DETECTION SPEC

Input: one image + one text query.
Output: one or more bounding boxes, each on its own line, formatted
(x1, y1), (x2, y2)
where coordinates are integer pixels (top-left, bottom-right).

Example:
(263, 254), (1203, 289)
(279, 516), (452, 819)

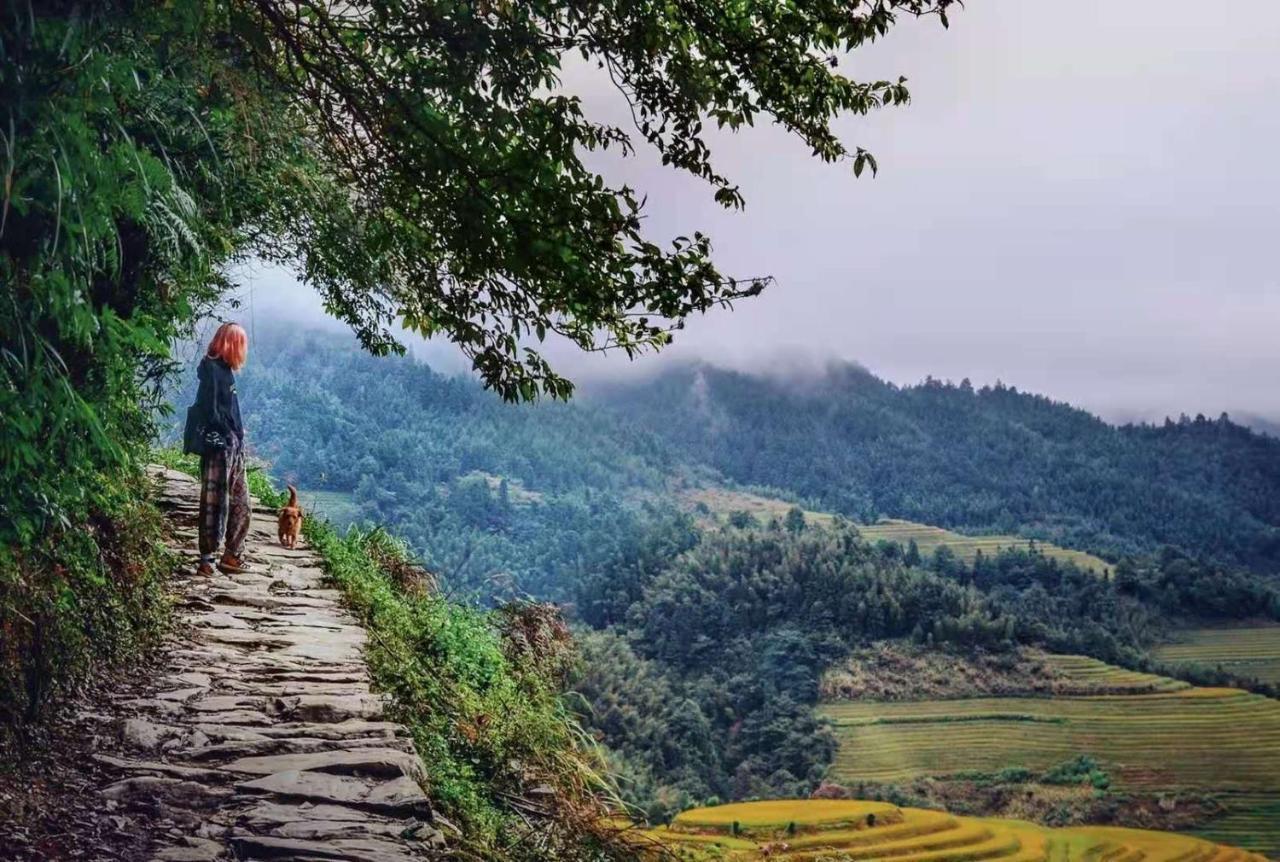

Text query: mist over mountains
(225, 262), (1280, 434)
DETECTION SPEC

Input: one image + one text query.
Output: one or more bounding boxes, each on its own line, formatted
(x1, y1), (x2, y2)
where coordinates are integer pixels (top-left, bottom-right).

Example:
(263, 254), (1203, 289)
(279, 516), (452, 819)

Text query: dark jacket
(196, 356), (244, 443)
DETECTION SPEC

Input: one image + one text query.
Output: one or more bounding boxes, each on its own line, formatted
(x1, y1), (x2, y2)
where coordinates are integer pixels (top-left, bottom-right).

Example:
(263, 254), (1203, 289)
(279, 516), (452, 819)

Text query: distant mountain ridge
(590, 361), (1280, 572)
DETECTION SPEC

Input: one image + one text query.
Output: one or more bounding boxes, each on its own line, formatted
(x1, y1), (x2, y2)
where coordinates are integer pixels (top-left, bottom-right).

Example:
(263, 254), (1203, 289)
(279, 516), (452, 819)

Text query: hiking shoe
(196, 560), (215, 577)
(217, 554), (253, 574)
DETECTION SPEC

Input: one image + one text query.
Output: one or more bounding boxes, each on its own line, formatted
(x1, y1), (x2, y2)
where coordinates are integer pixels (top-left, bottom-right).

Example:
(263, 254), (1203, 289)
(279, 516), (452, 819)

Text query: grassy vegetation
(641, 800), (1264, 861)
(821, 688), (1280, 789)
(819, 658), (1280, 856)
(1152, 626), (1280, 686)
(680, 487), (1112, 575)
(300, 516), (631, 859)
(154, 449), (630, 860)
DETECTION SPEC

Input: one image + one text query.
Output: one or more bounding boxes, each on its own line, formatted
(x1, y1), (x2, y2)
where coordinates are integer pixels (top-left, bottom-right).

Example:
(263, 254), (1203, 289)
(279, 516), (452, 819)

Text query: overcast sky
(242, 0), (1280, 424)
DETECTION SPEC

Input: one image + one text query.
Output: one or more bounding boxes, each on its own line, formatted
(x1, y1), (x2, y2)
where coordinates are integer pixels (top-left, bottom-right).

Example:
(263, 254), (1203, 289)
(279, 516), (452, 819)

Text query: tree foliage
(2, 0), (954, 723)
(233, 0), (956, 398)
(1, 1), (281, 721)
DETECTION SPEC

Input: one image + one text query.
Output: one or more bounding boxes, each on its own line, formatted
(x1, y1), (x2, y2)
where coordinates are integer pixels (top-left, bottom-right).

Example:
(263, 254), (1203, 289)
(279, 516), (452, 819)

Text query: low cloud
(217, 1), (1280, 427)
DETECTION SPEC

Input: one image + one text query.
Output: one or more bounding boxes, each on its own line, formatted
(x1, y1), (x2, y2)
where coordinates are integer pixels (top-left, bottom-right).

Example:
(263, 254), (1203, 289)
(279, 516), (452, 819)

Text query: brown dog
(277, 485), (303, 549)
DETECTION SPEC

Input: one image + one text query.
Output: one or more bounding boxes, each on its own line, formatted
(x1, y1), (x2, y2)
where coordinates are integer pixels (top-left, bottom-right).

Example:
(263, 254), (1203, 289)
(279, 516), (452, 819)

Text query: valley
(174, 328), (1280, 856)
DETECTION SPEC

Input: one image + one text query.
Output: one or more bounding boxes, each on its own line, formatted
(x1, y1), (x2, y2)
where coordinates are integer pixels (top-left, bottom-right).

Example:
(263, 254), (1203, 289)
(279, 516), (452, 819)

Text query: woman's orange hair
(206, 322), (248, 371)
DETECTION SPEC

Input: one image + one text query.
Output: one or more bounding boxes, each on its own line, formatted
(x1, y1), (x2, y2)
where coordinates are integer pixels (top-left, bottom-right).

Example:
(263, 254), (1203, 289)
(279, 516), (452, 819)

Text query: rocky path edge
(79, 466), (444, 862)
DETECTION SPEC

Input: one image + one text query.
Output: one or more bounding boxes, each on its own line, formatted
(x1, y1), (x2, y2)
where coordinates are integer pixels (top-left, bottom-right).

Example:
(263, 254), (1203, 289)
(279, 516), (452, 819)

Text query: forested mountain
(594, 364), (1280, 571)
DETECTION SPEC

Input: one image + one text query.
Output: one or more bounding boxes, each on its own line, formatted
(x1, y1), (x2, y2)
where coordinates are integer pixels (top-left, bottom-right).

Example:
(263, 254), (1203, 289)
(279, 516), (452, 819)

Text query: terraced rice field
(1152, 626), (1280, 685)
(680, 487), (1111, 574)
(857, 520), (1112, 575)
(1042, 654), (1190, 694)
(822, 688), (1280, 790)
(1193, 794), (1280, 857)
(670, 799), (902, 832)
(640, 800), (1265, 862)
(820, 659), (1280, 856)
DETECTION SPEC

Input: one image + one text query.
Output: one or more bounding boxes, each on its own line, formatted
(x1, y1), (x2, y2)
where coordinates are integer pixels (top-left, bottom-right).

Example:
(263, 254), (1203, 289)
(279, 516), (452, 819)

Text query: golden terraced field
(819, 658), (1280, 856)
(1040, 654), (1191, 694)
(639, 800), (1266, 862)
(1152, 626), (1280, 686)
(821, 687), (1280, 789)
(680, 487), (1112, 574)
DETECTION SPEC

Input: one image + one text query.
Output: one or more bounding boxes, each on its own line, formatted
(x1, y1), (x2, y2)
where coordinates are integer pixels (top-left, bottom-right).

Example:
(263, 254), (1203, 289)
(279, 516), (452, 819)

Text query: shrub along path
(78, 467), (444, 861)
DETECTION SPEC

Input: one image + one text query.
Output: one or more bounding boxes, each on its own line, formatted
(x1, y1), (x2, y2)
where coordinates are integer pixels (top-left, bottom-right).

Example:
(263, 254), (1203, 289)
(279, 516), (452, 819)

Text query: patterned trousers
(198, 436), (250, 558)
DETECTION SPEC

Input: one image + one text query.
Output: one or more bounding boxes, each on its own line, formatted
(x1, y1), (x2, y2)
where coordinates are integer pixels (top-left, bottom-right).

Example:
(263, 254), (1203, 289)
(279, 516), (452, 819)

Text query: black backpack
(182, 401), (226, 456)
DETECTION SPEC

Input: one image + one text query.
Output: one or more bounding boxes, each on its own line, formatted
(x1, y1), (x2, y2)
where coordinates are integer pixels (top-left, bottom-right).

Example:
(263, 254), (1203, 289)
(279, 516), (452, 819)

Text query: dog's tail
(286, 484), (298, 507)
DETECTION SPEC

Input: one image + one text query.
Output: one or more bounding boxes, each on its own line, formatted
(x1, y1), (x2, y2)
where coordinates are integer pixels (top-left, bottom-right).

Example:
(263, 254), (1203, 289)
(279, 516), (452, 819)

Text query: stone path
(86, 467), (442, 861)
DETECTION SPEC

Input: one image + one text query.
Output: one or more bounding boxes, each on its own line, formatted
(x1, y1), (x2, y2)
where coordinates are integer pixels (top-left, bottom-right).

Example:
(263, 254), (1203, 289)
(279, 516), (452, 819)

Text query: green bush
(1041, 755), (1110, 791)
(0, 470), (172, 728)
(995, 767), (1035, 784)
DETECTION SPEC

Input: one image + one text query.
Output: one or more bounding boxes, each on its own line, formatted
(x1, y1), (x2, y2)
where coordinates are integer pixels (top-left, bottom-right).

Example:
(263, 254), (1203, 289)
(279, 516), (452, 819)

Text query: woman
(194, 322), (251, 577)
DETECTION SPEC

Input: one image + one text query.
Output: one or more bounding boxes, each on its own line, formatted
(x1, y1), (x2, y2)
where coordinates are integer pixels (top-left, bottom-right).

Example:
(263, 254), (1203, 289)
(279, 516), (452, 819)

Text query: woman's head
(206, 322), (248, 370)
